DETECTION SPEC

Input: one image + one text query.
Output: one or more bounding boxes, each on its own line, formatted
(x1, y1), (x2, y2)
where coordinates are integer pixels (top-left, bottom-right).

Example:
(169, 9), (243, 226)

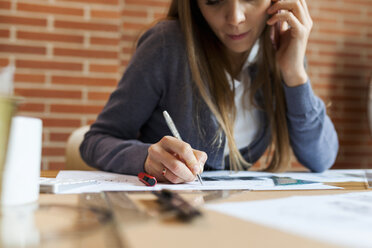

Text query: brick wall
(0, 0), (371, 170)
(307, 0), (372, 169)
(1, 0), (122, 170)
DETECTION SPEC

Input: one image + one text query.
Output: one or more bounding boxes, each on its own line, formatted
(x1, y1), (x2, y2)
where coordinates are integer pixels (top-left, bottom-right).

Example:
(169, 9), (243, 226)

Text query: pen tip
(197, 174), (203, 185)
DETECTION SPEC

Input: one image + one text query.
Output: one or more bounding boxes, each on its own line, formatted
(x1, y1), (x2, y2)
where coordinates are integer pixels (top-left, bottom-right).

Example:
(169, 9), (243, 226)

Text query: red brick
(120, 60), (129, 67)
(51, 104), (103, 114)
(342, 0), (372, 6)
(15, 88), (82, 99)
(56, 0), (118, 5)
(311, 83), (339, 90)
(343, 151), (372, 157)
(344, 63), (372, 70)
(339, 140), (367, 146)
(18, 103), (45, 112)
(344, 20), (372, 28)
(344, 41), (372, 48)
(0, 58), (9, 67)
(309, 17), (338, 24)
(89, 63), (118, 73)
(54, 47), (118, 59)
(122, 22), (147, 30)
(318, 51), (360, 58)
(332, 117), (357, 125)
(16, 59), (83, 71)
(121, 34), (137, 42)
(308, 60), (339, 68)
(154, 11), (167, 19)
(43, 147), (66, 156)
(344, 108), (367, 116)
(121, 9), (147, 18)
(0, 15), (47, 27)
(122, 47), (133, 54)
(318, 73), (361, 80)
(48, 162), (65, 170)
(308, 38), (337, 46)
(0, 29), (10, 38)
(43, 118), (81, 128)
(88, 91), (110, 100)
(318, 28), (361, 37)
(0, 44), (46, 55)
(340, 129), (370, 135)
(91, 9), (120, 19)
(90, 36), (120, 46)
(14, 73), (45, 83)
(332, 162), (364, 169)
(343, 84), (369, 91)
(87, 119), (96, 125)
(319, 7), (361, 15)
(0, 1), (11, 10)
(17, 31), (84, 44)
(17, 3), (84, 16)
(54, 20), (118, 32)
(50, 132), (71, 142)
(125, 0), (170, 8)
(52, 75), (117, 86)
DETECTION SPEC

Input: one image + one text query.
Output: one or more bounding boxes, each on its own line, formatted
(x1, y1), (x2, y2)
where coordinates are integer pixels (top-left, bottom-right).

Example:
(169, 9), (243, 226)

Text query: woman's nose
(226, 1), (246, 26)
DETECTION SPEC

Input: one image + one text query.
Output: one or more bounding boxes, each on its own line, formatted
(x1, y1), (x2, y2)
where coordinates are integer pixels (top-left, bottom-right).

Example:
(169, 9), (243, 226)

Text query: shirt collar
(232, 40), (260, 87)
(242, 39), (260, 72)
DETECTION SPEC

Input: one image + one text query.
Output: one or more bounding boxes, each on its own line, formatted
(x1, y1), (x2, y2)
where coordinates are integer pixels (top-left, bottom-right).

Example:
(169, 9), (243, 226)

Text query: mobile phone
(269, 0), (281, 50)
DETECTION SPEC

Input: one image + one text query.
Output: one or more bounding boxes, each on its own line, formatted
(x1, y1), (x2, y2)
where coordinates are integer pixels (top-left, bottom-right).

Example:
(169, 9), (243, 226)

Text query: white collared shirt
(223, 41), (260, 156)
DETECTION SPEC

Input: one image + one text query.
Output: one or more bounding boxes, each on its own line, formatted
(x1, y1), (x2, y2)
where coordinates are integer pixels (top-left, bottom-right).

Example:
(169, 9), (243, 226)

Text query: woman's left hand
(267, 0), (313, 87)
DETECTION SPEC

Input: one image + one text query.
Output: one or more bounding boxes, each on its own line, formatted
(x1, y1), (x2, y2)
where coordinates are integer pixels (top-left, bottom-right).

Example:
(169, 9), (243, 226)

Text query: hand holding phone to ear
(269, 5), (281, 51)
(267, 0), (313, 87)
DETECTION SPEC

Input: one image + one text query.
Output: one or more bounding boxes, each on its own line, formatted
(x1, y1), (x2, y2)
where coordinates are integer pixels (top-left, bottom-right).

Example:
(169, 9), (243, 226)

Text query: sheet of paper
(205, 191), (372, 248)
(280, 169), (368, 183)
(55, 170), (340, 194)
(365, 170), (372, 188)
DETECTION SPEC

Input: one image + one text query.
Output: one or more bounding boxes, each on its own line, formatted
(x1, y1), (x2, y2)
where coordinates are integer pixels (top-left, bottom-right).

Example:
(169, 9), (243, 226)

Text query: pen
(162, 110), (204, 185)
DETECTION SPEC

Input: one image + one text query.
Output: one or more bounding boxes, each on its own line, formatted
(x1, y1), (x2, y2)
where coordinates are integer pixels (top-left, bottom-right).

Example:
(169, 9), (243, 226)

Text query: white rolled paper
(369, 77), (372, 136)
(2, 116), (42, 206)
(0, 66), (14, 96)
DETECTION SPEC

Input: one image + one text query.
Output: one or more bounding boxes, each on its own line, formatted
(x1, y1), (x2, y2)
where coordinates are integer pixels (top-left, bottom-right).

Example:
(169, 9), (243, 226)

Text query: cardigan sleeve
(283, 80), (339, 172)
(79, 23), (168, 175)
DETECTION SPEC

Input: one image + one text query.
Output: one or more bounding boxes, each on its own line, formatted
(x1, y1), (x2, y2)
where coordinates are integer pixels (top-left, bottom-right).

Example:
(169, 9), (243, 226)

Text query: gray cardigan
(80, 20), (339, 175)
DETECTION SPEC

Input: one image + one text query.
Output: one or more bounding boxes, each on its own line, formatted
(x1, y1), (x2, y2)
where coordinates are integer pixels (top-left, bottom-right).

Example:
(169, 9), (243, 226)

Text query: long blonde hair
(167, 0), (291, 172)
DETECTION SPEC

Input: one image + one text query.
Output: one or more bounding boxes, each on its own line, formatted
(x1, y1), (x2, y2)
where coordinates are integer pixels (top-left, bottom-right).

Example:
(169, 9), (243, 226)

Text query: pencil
(162, 110), (204, 185)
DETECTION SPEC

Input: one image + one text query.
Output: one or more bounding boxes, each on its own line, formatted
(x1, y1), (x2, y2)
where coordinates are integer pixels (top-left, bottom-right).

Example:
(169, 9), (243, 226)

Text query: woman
(80, 0), (338, 184)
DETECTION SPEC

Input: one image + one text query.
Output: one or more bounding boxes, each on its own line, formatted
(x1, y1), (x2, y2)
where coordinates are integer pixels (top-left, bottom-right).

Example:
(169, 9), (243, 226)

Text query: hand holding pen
(163, 111), (204, 185)
(143, 111), (207, 184)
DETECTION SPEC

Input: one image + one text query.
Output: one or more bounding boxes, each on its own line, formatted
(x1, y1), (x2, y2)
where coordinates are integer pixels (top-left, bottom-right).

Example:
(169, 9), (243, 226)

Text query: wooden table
(10, 170), (370, 248)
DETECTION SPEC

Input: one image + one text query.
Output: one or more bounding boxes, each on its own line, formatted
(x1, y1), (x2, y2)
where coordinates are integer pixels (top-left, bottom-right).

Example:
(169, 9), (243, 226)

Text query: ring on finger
(162, 168), (167, 176)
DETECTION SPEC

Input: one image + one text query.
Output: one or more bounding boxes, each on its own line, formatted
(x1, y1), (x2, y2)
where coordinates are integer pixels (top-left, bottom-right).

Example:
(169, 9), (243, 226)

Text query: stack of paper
(53, 170), (359, 194)
(206, 191), (372, 248)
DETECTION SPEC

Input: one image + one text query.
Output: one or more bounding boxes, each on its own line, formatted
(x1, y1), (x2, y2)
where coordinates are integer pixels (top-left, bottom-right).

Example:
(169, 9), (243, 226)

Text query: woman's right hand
(144, 136), (208, 184)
